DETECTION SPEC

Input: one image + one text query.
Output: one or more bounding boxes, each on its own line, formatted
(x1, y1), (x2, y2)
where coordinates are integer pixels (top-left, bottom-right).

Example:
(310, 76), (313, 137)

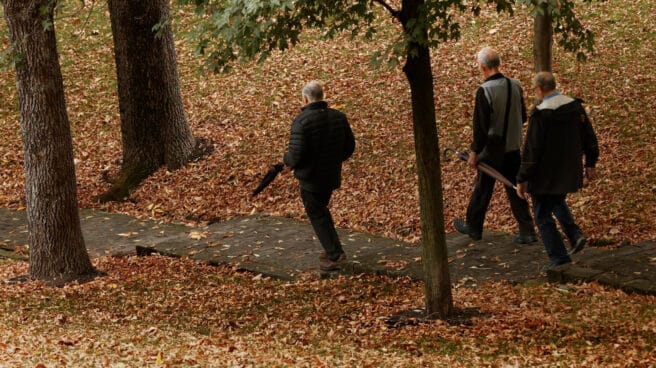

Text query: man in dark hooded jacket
(284, 81), (355, 271)
(517, 72), (599, 267)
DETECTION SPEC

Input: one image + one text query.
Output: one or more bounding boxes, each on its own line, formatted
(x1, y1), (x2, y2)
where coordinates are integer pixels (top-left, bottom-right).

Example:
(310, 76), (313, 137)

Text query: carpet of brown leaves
(1, 1), (655, 245)
(1, 256), (654, 366)
(1, 2), (655, 364)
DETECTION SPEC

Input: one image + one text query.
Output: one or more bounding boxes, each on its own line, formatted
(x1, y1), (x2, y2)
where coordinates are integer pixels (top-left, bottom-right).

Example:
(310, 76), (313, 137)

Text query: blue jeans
(553, 201), (583, 247)
(530, 193), (574, 266)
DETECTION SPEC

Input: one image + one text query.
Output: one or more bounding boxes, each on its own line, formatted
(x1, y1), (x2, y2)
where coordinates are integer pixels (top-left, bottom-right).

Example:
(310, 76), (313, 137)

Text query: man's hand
(467, 151), (478, 169)
(516, 182), (528, 200)
(585, 167), (597, 181)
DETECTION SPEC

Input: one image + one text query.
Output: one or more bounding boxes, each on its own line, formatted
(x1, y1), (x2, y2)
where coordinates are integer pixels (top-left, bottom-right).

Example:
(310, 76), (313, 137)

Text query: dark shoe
(319, 253), (346, 271)
(514, 233), (538, 244)
(453, 218), (482, 241)
(569, 236), (586, 255)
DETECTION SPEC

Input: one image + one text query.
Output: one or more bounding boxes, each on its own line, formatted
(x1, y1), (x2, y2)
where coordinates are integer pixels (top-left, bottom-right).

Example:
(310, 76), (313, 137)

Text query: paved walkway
(1, 208), (655, 295)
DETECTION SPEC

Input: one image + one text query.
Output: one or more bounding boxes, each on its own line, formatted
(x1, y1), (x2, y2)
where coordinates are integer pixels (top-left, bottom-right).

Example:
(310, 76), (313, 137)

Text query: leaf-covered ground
(1, 256), (654, 367)
(1, 1), (655, 246)
(1, 2), (655, 365)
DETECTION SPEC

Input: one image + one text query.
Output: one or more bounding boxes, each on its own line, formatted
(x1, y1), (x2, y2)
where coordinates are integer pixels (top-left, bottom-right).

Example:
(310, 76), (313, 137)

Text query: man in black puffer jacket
(284, 81), (355, 271)
(517, 72), (599, 268)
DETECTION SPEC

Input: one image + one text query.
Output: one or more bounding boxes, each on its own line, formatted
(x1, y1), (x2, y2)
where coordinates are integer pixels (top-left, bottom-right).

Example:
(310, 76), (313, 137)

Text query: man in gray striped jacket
(454, 47), (537, 243)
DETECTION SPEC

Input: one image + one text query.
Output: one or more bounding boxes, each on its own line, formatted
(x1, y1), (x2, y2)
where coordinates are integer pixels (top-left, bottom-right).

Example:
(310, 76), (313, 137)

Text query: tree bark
(103, 0), (196, 202)
(3, 0), (95, 283)
(401, 0), (453, 319)
(533, 3), (553, 73)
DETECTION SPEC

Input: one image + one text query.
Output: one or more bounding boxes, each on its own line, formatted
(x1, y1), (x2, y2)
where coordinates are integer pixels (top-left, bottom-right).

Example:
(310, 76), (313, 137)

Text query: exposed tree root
(98, 137), (213, 203)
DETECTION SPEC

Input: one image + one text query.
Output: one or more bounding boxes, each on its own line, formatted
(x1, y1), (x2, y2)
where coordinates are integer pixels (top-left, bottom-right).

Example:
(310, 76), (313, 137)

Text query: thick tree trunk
(401, 0), (453, 319)
(103, 0), (196, 202)
(3, 0), (95, 283)
(534, 3), (553, 73)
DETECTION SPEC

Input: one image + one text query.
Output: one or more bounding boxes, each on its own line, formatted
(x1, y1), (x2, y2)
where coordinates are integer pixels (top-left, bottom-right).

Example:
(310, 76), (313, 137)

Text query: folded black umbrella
(252, 163), (285, 196)
(443, 148), (516, 190)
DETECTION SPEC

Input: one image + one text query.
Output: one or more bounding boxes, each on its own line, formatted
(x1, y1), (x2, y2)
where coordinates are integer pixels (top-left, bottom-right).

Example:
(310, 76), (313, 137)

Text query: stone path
(1, 208), (655, 295)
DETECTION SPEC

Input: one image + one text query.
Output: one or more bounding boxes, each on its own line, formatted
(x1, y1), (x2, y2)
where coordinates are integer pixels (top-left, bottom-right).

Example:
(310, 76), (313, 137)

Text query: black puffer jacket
(283, 101), (355, 192)
(517, 96), (599, 194)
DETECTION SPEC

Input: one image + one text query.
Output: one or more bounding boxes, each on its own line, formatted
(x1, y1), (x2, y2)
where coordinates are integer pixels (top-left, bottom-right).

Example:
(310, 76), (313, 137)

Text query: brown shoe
(319, 253), (346, 271)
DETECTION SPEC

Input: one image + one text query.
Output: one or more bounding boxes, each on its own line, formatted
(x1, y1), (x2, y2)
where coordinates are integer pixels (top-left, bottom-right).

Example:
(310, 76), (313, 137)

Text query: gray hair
(302, 81), (324, 102)
(533, 71), (557, 92)
(477, 47), (500, 69)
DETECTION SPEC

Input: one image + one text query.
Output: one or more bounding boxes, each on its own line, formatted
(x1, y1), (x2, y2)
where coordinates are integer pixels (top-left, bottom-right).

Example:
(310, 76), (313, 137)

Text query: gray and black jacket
(471, 73), (527, 156)
(283, 101), (355, 192)
(517, 94), (599, 194)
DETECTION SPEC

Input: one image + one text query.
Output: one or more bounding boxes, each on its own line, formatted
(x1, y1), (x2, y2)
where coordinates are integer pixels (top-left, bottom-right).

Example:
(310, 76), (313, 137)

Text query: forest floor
(1, 0), (655, 366)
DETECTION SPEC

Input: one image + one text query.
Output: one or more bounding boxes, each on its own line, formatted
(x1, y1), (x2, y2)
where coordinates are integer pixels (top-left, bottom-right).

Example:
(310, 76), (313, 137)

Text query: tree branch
(373, 0), (400, 19)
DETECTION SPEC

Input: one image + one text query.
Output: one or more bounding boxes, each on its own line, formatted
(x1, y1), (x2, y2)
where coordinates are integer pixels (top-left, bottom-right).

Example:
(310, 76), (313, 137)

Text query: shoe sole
(320, 261), (342, 271)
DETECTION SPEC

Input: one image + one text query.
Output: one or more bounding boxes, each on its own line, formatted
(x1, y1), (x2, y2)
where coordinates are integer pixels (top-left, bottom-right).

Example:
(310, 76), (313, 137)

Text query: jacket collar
(484, 72), (505, 82)
(536, 94), (575, 110)
(301, 101), (328, 111)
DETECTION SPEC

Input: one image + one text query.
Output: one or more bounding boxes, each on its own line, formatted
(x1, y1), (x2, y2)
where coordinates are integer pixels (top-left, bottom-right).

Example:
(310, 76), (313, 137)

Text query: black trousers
(300, 188), (344, 260)
(466, 150), (535, 236)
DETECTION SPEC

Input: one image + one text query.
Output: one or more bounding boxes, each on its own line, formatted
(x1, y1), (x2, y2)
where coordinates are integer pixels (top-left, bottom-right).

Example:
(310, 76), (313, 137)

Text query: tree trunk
(103, 0), (196, 202)
(533, 3), (553, 73)
(401, 0), (453, 319)
(3, 0), (95, 283)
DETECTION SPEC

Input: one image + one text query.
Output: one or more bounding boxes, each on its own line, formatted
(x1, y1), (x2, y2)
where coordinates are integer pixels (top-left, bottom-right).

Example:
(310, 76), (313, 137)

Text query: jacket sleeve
(579, 104), (599, 168)
(283, 119), (306, 169)
(517, 110), (544, 183)
(342, 120), (355, 161)
(520, 86), (527, 124)
(471, 87), (490, 154)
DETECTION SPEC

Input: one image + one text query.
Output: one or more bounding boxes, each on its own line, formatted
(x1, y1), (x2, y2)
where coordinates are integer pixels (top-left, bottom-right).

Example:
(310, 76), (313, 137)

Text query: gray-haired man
(454, 47), (537, 243)
(283, 81), (355, 271)
(517, 71), (599, 267)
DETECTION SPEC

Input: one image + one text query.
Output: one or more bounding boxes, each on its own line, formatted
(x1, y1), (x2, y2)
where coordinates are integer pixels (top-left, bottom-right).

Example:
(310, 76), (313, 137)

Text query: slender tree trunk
(103, 0), (196, 202)
(401, 0), (453, 319)
(533, 3), (553, 73)
(3, 0), (95, 283)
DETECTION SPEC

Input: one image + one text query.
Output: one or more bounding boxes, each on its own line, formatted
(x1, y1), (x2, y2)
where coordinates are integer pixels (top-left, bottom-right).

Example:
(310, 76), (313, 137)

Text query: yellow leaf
(156, 351), (164, 365)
